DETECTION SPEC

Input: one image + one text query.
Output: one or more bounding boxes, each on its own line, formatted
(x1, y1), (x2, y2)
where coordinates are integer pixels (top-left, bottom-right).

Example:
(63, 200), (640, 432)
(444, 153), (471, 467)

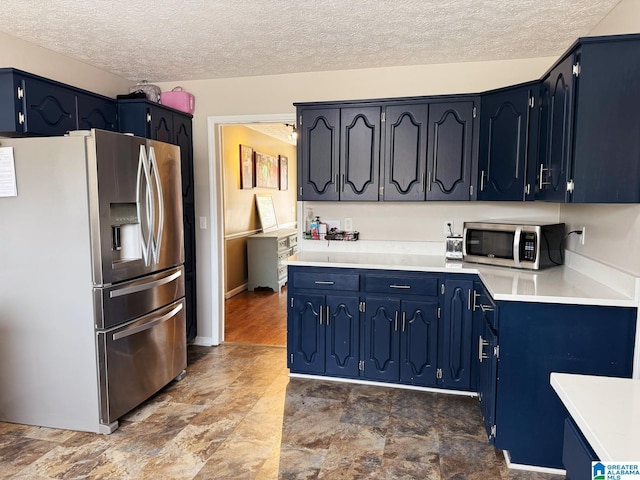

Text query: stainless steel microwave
(462, 221), (565, 270)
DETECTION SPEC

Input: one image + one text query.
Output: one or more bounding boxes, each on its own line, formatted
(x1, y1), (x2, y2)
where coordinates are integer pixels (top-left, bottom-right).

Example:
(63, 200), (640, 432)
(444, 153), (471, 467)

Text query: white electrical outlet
(199, 217), (207, 230)
(581, 226), (586, 245)
(444, 219), (455, 236)
(344, 217), (353, 231)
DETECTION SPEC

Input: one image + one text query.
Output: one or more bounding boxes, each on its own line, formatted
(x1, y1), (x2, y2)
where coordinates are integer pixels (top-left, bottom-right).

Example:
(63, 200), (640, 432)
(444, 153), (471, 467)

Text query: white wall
(0, 32), (132, 97)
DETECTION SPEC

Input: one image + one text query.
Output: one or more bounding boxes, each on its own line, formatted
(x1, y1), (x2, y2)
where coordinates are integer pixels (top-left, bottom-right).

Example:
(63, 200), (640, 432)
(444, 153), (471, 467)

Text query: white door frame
(207, 113), (296, 345)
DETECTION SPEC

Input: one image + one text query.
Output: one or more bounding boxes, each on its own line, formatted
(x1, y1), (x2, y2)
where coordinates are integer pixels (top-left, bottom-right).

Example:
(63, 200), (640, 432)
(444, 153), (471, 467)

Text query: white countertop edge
(550, 372), (640, 461)
(284, 252), (638, 307)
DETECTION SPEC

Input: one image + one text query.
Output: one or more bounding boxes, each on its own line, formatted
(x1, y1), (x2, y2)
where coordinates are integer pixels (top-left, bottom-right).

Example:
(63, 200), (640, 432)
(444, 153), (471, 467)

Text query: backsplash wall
(302, 201), (640, 277)
(302, 201), (560, 242)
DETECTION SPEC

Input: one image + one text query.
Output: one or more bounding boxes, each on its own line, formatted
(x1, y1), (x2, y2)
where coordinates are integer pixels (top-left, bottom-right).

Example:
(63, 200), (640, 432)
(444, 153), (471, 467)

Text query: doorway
(207, 114), (297, 346)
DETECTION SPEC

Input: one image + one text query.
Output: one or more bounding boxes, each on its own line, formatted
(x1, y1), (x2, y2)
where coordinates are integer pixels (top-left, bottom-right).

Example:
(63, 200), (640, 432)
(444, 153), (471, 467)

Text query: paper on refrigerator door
(0, 147), (17, 197)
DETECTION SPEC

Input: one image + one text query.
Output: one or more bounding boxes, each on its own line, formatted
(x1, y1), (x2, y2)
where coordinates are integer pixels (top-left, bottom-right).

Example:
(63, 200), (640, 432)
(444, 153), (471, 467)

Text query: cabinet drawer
(278, 250), (291, 264)
(278, 266), (287, 280)
(293, 272), (360, 291)
(288, 235), (298, 248)
(364, 275), (438, 296)
(278, 237), (289, 250)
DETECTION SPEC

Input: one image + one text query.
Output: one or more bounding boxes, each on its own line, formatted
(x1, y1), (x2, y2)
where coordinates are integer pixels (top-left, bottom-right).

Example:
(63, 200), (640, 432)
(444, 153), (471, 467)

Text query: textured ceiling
(0, 0), (621, 82)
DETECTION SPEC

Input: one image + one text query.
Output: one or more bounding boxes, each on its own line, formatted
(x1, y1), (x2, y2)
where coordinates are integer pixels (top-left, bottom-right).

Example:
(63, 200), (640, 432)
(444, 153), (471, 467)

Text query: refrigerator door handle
(112, 302), (183, 341)
(136, 145), (165, 267)
(109, 269), (182, 298)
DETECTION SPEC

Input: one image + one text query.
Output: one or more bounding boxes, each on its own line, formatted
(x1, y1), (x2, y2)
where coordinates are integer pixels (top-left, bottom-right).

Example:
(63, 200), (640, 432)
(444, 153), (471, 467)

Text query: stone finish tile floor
(0, 344), (565, 479)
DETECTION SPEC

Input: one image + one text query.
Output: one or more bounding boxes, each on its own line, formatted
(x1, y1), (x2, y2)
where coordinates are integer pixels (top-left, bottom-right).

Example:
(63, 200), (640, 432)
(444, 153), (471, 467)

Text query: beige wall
(222, 125), (297, 294)
(0, 32), (132, 97)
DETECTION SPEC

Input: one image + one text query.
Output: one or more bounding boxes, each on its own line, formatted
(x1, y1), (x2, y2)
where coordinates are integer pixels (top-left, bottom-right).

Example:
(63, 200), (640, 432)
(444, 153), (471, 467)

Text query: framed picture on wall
(239, 144), (254, 189)
(279, 155), (288, 191)
(254, 152), (279, 189)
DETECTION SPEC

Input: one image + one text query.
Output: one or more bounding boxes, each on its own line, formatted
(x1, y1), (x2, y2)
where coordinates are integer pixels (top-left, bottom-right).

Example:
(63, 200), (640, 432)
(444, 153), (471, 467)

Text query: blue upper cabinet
(478, 83), (539, 201)
(298, 108), (340, 201)
(340, 107), (381, 201)
(76, 92), (117, 131)
(537, 54), (575, 203)
(536, 34), (640, 203)
(0, 68), (117, 136)
(427, 101), (478, 201)
(382, 104), (429, 201)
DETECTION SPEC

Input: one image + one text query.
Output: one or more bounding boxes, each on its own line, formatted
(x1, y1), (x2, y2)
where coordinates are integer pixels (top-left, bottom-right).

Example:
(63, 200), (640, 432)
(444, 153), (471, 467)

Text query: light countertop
(550, 372), (640, 461)
(284, 251), (637, 307)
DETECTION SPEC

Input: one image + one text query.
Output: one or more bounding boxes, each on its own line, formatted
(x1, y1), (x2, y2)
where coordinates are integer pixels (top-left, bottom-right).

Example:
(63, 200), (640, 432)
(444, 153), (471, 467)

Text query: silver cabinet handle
(480, 170), (486, 191)
(402, 312), (406, 332)
(394, 311), (399, 331)
(480, 304), (494, 313)
(113, 303), (183, 340)
(427, 171), (432, 192)
(110, 269), (182, 298)
(389, 284), (410, 289)
(314, 281), (335, 285)
(472, 290), (481, 311)
(539, 163), (550, 189)
(420, 172), (425, 193)
(319, 305), (323, 325)
(326, 306), (330, 325)
(478, 335), (489, 362)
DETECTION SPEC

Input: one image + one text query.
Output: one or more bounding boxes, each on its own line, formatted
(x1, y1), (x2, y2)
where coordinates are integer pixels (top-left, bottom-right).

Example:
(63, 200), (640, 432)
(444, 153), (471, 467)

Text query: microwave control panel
(520, 232), (537, 262)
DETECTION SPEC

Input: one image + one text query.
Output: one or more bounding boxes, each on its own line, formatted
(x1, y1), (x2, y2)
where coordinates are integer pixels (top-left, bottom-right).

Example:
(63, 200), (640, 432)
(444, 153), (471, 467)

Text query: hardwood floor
(224, 286), (287, 346)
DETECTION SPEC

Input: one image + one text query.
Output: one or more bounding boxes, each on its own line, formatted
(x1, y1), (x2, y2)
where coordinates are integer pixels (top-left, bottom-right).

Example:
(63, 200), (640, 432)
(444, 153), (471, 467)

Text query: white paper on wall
(0, 147), (17, 197)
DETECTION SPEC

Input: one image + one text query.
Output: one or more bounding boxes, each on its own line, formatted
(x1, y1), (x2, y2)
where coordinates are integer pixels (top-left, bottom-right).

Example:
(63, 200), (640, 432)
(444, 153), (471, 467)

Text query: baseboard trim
(192, 336), (216, 347)
(288, 373), (477, 397)
(225, 283), (247, 299)
(502, 450), (566, 475)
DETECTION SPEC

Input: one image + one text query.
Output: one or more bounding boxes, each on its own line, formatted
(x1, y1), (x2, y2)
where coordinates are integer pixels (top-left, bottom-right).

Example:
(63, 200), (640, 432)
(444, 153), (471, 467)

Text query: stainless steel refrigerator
(0, 129), (186, 433)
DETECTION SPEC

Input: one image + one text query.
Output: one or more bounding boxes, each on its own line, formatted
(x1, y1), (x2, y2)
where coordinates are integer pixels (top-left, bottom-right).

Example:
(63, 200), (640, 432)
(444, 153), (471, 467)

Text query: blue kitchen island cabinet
(494, 301), (636, 469)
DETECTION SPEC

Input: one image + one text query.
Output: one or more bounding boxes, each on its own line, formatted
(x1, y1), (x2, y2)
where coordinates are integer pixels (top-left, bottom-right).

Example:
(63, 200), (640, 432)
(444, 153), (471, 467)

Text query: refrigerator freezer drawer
(94, 265), (185, 329)
(96, 298), (186, 425)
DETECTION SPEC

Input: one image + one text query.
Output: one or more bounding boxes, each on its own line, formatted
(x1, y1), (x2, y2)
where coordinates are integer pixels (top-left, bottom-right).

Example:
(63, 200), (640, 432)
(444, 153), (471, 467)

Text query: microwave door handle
(513, 226), (522, 267)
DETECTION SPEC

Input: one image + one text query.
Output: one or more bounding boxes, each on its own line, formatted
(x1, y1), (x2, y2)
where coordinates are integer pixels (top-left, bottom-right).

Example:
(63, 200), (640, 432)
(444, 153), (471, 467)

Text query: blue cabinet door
(298, 108), (340, 200)
(76, 93), (117, 131)
(477, 316), (498, 443)
(400, 300), (439, 386)
(478, 85), (535, 201)
(427, 101), (476, 201)
(20, 75), (77, 135)
(340, 107), (381, 201)
(325, 295), (360, 377)
(289, 293), (325, 374)
(382, 104), (428, 201)
(440, 279), (474, 389)
(363, 297), (400, 381)
(495, 301), (635, 468)
(537, 53), (576, 202)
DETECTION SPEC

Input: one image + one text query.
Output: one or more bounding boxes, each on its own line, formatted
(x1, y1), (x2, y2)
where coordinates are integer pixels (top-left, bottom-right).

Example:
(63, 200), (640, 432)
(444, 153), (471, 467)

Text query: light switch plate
(199, 217), (207, 229)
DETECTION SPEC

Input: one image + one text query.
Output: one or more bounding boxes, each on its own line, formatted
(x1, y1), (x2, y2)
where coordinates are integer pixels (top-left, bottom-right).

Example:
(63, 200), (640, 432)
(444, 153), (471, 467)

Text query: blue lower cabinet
(400, 300), (439, 386)
(288, 293), (325, 374)
(325, 295), (360, 377)
(563, 418), (598, 480)
(288, 291), (360, 377)
(362, 297), (401, 381)
(494, 301), (636, 469)
(362, 296), (440, 386)
(440, 279), (474, 390)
